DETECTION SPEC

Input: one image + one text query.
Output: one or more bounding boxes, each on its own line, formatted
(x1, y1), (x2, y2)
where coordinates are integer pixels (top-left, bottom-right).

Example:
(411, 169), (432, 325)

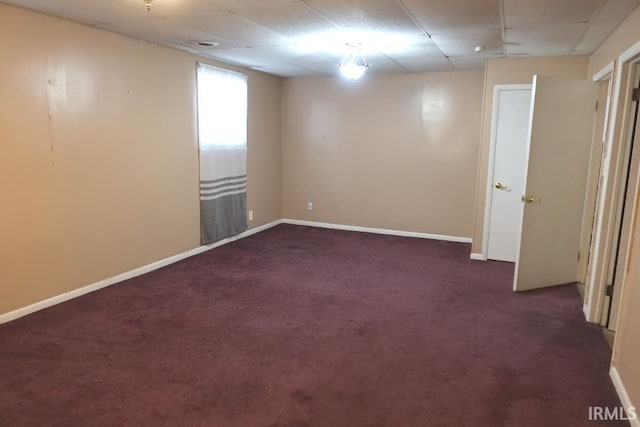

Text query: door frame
(606, 77), (640, 330)
(480, 84), (533, 261)
(577, 64), (614, 287)
(584, 41), (640, 324)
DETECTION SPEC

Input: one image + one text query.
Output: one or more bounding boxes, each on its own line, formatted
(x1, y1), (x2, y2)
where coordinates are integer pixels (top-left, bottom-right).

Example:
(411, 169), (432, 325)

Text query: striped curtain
(197, 64), (248, 244)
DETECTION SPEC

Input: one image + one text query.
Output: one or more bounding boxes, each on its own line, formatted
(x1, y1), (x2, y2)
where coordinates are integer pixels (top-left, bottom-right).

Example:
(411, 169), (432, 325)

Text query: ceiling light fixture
(143, 0), (153, 12)
(338, 44), (370, 81)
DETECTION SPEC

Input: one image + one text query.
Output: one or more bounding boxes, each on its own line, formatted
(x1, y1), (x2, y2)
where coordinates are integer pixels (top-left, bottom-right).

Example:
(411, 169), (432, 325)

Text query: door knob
(521, 195), (542, 203)
(494, 182), (510, 191)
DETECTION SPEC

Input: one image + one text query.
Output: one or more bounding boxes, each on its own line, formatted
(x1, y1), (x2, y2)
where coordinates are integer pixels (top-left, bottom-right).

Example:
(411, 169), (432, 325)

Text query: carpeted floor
(0, 225), (624, 426)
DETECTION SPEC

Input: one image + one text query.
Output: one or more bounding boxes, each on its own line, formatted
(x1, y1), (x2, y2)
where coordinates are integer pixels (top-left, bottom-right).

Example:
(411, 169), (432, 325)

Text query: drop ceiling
(2, 0), (638, 77)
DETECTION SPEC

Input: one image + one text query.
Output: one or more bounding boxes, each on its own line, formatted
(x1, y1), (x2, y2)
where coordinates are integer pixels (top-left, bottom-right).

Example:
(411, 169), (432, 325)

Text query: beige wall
(613, 190), (640, 409)
(282, 70), (484, 238)
(471, 56), (589, 254)
(589, 6), (640, 412)
(246, 71), (283, 227)
(0, 4), (281, 315)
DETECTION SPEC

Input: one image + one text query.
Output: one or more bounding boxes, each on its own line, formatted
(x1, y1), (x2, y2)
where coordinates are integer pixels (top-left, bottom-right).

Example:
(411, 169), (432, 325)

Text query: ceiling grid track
(498, 0), (507, 58)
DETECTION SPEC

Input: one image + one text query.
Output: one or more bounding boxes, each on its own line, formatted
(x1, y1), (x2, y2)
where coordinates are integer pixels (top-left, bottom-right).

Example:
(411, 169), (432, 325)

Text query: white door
(514, 76), (598, 292)
(487, 86), (532, 262)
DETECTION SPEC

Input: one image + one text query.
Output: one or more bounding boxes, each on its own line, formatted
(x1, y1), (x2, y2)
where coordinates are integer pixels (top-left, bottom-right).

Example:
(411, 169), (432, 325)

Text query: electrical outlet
(248, 210), (254, 221)
(307, 202), (313, 211)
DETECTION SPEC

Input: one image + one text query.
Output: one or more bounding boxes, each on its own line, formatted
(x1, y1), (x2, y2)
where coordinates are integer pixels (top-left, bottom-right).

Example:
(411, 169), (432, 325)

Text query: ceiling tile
(506, 23), (588, 55)
(191, 10), (292, 46)
(302, 0), (421, 34)
(110, 0), (241, 18)
(293, 56), (344, 74)
(365, 57), (411, 73)
(395, 57), (455, 73)
(224, 0), (339, 39)
(399, 0), (501, 33)
(251, 63), (322, 77)
(504, 0), (604, 27)
(214, 45), (321, 63)
(431, 29), (503, 57)
(572, 20), (621, 54)
(369, 38), (443, 59)
(448, 56), (494, 70)
(1, 0), (148, 26)
(594, 0), (640, 22)
(94, 16), (231, 48)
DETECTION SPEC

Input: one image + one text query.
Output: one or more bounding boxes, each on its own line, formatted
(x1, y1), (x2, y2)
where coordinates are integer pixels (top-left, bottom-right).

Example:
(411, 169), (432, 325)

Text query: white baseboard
(470, 253), (487, 261)
(610, 366), (640, 426)
(0, 219), (282, 325)
(1, 219), (470, 325)
(281, 219), (472, 243)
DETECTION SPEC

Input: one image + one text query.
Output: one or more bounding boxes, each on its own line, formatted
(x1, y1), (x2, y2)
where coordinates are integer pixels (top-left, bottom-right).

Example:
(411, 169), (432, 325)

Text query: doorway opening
(602, 64), (640, 332)
(583, 50), (640, 340)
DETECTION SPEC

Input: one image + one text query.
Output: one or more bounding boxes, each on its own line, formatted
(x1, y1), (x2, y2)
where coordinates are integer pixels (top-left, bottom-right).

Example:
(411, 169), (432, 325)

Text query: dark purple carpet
(0, 225), (624, 426)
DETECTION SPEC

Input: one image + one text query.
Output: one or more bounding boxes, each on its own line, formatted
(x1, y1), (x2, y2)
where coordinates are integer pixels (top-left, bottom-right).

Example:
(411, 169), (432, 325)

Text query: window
(196, 64), (247, 148)
(196, 63), (249, 244)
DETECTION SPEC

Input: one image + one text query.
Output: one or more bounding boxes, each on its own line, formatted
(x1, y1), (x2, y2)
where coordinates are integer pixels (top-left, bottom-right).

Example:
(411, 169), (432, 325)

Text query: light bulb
(339, 63), (367, 80)
(143, 0), (152, 11)
(338, 47), (370, 81)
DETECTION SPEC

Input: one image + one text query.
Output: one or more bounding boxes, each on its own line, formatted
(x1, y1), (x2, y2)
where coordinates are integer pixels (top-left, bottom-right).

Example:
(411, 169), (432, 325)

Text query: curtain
(197, 63), (248, 244)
